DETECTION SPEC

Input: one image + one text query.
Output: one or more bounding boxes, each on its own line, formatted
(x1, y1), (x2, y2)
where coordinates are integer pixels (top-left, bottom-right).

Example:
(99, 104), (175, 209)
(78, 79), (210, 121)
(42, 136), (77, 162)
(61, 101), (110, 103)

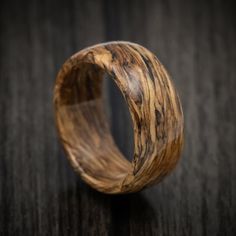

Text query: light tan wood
(54, 41), (184, 194)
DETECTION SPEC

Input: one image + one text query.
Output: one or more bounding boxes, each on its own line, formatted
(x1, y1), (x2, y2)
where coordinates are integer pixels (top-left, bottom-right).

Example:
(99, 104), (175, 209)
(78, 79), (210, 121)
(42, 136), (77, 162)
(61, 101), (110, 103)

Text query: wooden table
(0, 0), (235, 235)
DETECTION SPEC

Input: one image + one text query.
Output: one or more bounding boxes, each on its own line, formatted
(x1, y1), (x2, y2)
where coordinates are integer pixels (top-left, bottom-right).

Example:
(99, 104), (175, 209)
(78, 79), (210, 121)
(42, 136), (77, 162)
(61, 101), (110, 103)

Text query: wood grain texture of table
(0, 0), (235, 235)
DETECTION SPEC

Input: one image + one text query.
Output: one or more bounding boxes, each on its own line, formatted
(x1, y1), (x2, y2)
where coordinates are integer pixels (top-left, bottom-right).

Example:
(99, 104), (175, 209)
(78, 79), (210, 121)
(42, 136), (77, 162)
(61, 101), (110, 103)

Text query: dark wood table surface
(0, 0), (235, 235)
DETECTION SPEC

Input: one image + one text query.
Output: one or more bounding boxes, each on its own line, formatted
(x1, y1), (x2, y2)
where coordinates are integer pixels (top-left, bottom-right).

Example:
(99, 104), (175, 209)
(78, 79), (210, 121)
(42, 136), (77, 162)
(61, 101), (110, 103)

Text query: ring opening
(56, 62), (133, 187)
(103, 71), (134, 162)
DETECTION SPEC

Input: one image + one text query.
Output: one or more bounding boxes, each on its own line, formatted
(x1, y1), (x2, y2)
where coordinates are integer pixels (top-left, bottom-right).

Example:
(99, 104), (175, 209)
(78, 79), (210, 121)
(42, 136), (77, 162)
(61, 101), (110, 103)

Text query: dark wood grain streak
(0, 0), (236, 235)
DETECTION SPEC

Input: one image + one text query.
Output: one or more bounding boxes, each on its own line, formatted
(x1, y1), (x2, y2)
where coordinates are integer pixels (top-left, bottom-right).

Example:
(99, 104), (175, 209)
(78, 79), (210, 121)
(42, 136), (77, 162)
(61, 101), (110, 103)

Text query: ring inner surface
(56, 62), (132, 187)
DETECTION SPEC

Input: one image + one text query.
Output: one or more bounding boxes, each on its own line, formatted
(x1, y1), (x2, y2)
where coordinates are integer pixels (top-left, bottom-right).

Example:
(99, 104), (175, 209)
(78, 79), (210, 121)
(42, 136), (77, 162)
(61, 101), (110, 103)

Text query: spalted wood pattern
(54, 42), (184, 193)
(0, 0), (236, 235)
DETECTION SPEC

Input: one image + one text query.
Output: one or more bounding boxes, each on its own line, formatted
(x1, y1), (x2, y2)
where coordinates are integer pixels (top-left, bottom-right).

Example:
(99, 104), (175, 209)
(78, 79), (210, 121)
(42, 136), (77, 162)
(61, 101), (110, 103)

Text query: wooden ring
(54, 41), (184, 194)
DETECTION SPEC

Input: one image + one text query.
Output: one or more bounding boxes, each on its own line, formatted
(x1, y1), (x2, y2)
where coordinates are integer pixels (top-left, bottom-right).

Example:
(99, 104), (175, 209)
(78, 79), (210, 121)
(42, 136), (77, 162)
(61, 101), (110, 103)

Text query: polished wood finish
(54, 42), (184, 194)
(1, 0), (236, 235)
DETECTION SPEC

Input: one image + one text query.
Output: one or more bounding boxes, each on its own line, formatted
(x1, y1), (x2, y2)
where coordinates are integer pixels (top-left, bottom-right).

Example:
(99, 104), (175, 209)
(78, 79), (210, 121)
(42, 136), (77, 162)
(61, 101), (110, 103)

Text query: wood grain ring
(54, 41), (184, 194)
